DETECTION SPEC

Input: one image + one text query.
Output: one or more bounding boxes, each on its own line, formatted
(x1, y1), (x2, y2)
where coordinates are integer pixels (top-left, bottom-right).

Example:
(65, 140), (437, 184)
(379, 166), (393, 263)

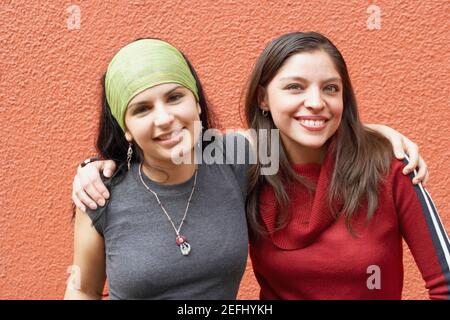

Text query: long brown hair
(244, 32), (393, 236)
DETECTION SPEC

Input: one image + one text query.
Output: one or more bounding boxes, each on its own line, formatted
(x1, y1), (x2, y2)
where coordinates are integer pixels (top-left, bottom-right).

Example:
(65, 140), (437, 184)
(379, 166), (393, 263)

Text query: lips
(154, 128), (184, 147)
(300, 119), (326, 127)
(295, 116), (329, 131)
(154, 129), (183, 141)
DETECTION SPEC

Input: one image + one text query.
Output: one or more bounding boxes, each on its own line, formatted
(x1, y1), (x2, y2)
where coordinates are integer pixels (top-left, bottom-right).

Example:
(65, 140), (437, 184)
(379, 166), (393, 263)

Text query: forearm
(64, 286), (102, 300)
(363, 123), (382, 131)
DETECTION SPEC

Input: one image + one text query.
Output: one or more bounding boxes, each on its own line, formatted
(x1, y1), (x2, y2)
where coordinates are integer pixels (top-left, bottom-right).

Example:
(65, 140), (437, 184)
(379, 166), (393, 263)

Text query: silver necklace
(138, 162), (197, 256)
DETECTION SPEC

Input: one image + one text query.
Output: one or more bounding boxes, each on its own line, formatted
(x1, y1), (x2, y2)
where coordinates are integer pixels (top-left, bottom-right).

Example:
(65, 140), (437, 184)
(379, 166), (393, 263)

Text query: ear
(124, 131), (133, 142)
(257, 85), (269, 111)
(197, 102), (201, 115)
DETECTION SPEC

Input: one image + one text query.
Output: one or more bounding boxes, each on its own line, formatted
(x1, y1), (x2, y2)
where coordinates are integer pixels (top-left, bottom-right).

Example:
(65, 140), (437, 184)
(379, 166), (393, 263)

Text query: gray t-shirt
(87, 134), (250, 299)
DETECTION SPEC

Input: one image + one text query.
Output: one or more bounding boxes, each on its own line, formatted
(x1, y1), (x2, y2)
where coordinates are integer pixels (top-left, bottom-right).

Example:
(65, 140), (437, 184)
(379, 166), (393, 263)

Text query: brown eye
(168, 93), (184, 103)
(324, 85), (339, 93)
(133, 105), (150, 115)
(285, 83), (303, 91)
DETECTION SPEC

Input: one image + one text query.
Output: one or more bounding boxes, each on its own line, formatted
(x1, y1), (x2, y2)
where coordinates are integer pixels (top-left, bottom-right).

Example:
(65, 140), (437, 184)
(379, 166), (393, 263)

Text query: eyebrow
(128, 85), (184, 110)
(279, 76), (342, 83)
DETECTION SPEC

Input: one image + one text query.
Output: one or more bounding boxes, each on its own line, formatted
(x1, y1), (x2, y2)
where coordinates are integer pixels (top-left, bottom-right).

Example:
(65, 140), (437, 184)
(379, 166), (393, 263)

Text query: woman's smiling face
(260, 50), (344, 164)
(124, 82), (201, 166)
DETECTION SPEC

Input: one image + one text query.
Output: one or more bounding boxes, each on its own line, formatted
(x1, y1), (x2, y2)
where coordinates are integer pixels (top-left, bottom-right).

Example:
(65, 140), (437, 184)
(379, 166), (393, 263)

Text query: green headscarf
(105, 39), (199, 131)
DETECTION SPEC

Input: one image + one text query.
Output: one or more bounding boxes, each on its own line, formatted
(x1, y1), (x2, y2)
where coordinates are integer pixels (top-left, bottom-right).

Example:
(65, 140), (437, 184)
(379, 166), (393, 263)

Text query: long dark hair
(96, 38), (217, 183)
(245, 32), (393, 236)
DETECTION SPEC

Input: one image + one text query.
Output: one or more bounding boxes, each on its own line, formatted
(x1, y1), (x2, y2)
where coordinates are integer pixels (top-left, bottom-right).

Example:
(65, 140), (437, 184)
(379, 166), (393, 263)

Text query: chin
(303, 143), (326, 150)
(294, 137), (327, 149)
(172, 143), (195, 159)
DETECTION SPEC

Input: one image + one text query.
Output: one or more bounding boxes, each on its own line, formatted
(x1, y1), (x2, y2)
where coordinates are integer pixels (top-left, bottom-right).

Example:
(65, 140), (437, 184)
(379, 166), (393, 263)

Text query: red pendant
(176, 235), (187, 245)
(176, 235), (191, 256)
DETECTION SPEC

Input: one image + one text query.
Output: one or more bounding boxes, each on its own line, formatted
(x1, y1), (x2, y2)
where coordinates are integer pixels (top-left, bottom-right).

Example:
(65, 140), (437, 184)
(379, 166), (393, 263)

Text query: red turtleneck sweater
(250, 156), (450, 300)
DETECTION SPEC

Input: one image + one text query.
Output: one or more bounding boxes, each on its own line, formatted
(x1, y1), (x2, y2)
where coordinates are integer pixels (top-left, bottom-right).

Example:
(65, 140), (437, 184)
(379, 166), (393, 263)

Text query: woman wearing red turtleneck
(244, 32), (449, 299)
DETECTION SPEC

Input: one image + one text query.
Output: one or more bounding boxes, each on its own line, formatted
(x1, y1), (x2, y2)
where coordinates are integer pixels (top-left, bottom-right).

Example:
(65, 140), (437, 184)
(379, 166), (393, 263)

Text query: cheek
(268, 92), (300, 118)
(328, 103), (344, 133)
(270, 112), (297, 138)
(267, 96), (301, 133)
(330, 102), (344, 122)
(125, 117), (153, 141)
(176, 102), (201, 122)
(323, 93), (343, 118)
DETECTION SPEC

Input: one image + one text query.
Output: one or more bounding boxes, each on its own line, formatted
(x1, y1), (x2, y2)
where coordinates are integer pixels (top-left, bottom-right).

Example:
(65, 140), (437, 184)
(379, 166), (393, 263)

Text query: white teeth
(300, 119), (325, 127)
(158, 134), (171, 140)
(157, 129), (181, 140)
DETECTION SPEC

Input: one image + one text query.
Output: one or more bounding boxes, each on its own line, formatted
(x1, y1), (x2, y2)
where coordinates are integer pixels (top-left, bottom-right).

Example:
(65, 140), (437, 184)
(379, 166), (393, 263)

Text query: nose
(304, 87), (325, 110)
(153, 105), (174, 127)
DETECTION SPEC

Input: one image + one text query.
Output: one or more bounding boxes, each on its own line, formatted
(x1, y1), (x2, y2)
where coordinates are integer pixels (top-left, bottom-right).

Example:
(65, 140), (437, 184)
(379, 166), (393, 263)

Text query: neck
(141, 156), (198, 185)
(282, 138), (325, 166)
(289, 148), (324, 165)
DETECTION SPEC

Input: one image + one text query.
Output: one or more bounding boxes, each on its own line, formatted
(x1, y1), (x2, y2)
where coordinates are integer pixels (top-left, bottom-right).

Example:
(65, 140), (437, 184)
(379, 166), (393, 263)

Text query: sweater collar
(259, 150), (336, 249)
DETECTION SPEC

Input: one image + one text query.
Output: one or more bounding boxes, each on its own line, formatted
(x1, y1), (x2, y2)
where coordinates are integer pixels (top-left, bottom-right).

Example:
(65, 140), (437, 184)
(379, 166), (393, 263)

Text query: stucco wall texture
(0, 0), (448, 300)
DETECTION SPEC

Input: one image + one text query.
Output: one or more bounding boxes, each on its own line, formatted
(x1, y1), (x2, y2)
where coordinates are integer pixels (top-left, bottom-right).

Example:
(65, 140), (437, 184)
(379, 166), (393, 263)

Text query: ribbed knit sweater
(250, 155), (450, 300)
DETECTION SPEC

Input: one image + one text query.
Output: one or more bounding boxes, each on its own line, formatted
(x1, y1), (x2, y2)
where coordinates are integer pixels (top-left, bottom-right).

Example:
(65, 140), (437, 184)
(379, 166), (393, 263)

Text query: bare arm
(64, 208), (106, 300)
(365, 124), (429, 185)
(72, 160), (117, 211)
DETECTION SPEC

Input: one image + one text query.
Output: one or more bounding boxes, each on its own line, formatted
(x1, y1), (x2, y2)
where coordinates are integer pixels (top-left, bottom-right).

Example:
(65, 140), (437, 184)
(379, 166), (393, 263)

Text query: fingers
(372, 124), (406, 160)
(72, 176), (86, 212)
(402, 140), (419, 175)
(367, 125), (430, 187)
(102, 160), (117, 178)
(74, 187), (98, 211)
(423, 170), (430, 187)
(83, 182), (106, 208)
(76, 162), (109, 208)
(72, 159), (116, 211)
(73, 175), (97, 211)
(72, 194), (86, 213)
(413, 157), (429, 186)
(93, 162), (111, 199)
(390, 137), (406, 160)
(399, 138), (429, 186)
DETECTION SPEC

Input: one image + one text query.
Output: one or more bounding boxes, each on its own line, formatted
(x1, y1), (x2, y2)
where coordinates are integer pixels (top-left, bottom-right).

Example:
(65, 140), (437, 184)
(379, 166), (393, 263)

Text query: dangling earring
(127, 143), (133, 170)
(197, 122), (203, 149)
(262, 110), (269, 117)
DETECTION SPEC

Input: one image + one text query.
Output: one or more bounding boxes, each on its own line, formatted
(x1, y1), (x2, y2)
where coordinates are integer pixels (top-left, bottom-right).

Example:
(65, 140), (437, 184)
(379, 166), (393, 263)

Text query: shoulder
(84, 164), (136, 235)
(389, 157), (407, 176)
(387, 157), (413, 185)
(385, 156), (423, 204)
(83, 204), (107, 237)
(201, 132), (251, 196)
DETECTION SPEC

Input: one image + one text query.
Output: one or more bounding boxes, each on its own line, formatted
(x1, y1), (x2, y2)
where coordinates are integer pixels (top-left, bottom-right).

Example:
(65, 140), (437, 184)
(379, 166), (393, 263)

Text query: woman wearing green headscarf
(66, 38), (428, 299)
(65, 38), (250, 299)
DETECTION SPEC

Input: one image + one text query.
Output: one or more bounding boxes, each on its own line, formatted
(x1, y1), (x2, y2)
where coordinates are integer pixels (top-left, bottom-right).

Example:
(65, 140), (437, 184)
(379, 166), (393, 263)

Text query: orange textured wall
(0, 0), (448, 300)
